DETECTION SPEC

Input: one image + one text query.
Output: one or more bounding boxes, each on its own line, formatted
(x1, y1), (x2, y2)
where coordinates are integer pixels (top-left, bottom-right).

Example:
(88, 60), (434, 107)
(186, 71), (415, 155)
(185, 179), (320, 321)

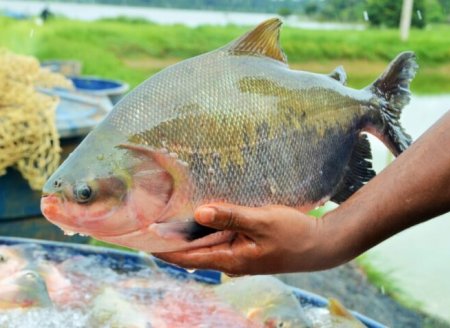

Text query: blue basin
(70, 76), (129, 104)
(0, 237), (386, 328)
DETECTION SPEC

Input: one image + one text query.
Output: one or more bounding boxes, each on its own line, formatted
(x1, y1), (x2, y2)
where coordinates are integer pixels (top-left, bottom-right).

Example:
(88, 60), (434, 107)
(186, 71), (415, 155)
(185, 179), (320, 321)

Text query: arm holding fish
(155, 111), (450, 274)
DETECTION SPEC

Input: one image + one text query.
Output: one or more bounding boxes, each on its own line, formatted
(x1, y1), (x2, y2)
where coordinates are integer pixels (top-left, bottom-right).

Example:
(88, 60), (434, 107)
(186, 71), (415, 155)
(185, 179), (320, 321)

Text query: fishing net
(0, 49), (73, 190)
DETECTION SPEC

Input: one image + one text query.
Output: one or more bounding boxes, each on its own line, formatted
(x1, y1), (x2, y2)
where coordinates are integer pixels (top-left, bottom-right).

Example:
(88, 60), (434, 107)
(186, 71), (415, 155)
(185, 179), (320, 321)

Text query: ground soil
(276, 262), (450, 327)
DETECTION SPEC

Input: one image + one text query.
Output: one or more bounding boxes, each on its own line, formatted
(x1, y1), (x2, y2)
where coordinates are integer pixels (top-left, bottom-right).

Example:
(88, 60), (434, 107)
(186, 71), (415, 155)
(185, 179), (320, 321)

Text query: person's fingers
(194, 203), (269, 234)
(154, 234), (262, 274)
(154, 245), (240, 273)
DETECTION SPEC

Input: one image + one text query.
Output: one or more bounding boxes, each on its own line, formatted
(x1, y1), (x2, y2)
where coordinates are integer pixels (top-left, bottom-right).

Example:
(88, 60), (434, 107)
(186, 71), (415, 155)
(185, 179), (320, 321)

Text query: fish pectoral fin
(328, 65), (347, 85)
(117, 143), (194, 222)
(117, 143), (191, 191)
(225, 18), (287, 64)
(330, 134), (376, 204)
(150, 220), (218, 242)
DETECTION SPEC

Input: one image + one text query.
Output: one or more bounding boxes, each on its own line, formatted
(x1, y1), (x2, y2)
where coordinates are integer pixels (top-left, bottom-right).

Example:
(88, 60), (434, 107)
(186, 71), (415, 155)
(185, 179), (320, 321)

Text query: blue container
(70, 76), (129, 104)
(0, 237), (386, 328)
(0, 135), (84, 222)
(41, 60), (82, 76)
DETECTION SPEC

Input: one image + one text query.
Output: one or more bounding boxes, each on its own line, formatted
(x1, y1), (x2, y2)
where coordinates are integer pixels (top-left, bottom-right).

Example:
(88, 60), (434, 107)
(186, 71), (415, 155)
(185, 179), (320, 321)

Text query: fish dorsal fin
(328, 65), (347, 85)
(226, 18), (287, 64)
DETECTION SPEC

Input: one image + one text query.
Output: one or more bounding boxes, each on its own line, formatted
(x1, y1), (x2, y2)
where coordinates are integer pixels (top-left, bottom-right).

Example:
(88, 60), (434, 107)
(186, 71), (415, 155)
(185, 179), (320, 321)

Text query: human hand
(154, 204), (343, 275)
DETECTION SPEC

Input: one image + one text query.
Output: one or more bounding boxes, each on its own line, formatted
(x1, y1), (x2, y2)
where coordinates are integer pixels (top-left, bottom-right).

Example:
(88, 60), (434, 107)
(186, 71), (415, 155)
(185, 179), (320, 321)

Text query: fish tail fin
(367, 51), (418, 156)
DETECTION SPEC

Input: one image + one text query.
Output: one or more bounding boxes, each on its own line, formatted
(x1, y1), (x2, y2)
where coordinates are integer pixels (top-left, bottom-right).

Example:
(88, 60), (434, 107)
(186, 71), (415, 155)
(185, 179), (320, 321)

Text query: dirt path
(277, 262), (450, 327)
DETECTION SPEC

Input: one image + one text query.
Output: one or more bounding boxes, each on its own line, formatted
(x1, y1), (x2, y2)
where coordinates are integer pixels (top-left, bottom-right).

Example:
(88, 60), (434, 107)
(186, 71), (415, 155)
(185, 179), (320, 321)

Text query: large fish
(41, 19), (417, 253)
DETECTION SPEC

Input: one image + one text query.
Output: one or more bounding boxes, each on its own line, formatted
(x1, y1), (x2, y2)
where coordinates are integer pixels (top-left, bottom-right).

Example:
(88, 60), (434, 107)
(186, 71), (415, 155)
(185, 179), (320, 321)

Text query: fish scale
(115, 54), (365, 207)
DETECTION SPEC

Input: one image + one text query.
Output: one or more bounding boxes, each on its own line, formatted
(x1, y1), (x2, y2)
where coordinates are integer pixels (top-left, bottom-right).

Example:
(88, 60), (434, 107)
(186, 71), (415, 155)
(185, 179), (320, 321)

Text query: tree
(278, 7), (293, 17)
(367, 0), (427, 28)
(425, 0), (446, 22)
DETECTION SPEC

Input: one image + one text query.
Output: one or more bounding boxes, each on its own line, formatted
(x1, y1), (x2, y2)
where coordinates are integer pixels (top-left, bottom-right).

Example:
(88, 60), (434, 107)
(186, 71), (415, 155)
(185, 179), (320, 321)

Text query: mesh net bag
(0, 49), (73, 190)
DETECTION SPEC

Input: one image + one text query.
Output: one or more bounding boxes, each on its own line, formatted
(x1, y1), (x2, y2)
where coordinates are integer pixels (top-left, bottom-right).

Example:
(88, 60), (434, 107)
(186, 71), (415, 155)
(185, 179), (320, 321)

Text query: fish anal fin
(331, 134), (376, 204)
(226, 18), (287, 64)
(328, 65), (347, 85)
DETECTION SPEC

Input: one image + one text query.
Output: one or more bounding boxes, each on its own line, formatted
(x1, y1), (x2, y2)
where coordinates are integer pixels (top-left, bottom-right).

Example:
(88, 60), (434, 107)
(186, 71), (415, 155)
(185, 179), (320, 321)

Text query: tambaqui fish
(41, 18), (417, 252)
(0, 270), (52, 309)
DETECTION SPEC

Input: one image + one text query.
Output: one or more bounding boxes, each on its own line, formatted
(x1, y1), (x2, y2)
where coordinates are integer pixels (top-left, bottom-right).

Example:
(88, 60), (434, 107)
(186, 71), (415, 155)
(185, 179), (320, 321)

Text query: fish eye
(74, 183), (94, 204)
(0, 255), (6, 263)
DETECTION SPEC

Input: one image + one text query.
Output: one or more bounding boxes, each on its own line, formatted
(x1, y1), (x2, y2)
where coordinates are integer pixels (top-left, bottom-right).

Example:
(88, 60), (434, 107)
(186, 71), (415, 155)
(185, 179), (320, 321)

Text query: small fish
(41, 18), (417, 253)
(214, 275), (312, 327)
(0, 245), (29, 280)
(0, 245), (78, 307)
(90, 287), (151, 328)
(0, 270), (52, 309)
(91, 285), (262, 328)
(327, 298), (366, 328)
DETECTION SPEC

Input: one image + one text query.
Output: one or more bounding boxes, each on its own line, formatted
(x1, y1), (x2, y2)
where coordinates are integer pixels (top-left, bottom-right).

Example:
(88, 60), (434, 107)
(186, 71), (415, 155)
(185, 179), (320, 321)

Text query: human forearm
(325, 111), (450, 265)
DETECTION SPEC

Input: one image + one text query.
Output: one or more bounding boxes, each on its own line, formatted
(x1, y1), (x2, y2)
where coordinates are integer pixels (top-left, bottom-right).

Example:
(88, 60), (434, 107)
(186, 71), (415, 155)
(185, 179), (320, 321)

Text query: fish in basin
(0, 270), (52, 309)
(41, 18), (417, 253)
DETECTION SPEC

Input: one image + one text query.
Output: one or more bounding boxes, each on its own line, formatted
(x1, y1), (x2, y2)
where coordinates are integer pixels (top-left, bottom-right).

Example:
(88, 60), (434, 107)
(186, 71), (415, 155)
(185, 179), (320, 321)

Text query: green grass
(1, 17), (448, 92)
(89, 238), (136, 252)
(357, 255), (421, 309)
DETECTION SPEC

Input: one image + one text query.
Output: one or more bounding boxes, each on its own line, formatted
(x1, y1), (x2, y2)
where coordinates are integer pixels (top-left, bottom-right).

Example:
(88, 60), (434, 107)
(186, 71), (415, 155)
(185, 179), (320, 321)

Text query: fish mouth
(40, 195), (90, 236)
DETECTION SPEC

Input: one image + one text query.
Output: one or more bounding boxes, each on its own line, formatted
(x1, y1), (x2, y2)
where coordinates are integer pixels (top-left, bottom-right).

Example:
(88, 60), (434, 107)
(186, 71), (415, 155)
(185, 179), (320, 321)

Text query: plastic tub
(0, 237), (386, 328)
(70, 76), (129, 104)
(41, 60), (82, 76)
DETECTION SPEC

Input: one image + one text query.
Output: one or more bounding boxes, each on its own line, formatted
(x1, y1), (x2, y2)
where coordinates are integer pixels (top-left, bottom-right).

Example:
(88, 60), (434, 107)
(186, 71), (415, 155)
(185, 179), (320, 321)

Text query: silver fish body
(41, 19), (417, 251)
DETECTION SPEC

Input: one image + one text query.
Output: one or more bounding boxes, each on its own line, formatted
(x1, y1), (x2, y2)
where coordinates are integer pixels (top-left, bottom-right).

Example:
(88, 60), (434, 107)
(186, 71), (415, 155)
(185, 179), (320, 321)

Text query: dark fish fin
(331, 134), (376, 204)
(225, 18), (287, 64)
(328, 65), (347, 85)
(367, 51), (418, 155)
(184, 221), (218, 241)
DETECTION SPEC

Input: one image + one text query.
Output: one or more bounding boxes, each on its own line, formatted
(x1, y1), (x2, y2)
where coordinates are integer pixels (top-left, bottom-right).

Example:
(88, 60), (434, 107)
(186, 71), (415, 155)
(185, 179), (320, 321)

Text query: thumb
(194, 204), (261, 233)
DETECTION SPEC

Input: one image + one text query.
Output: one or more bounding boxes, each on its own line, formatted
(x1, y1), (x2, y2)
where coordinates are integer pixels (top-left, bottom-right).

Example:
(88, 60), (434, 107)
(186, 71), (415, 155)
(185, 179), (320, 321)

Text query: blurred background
(0, 0), (449, 325)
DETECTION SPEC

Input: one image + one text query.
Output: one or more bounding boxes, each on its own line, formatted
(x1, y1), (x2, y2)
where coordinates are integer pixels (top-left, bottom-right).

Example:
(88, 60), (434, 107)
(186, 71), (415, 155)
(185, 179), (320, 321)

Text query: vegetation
(303, 0), (450, 24)
(0, 17), (449, 93)
(28, 0), (312, 14)
(33, 0), (450, 23)
(367, 0), (426, 28)
(356, 255), (420, 309)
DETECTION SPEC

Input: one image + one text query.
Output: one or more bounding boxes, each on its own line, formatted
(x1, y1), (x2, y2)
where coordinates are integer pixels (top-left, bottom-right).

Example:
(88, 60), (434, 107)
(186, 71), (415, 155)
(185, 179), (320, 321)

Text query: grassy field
(0, 16), (449, 94)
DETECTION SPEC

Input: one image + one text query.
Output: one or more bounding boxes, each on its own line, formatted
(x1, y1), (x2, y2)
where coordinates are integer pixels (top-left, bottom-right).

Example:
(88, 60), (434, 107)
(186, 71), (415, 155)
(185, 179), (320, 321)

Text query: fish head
(0, 246), (30, 280)
(41, 125), (228, 252)
(41, 125), (171, 237)
(0, 270), (52, 309)
(41, 137), (132, 238)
